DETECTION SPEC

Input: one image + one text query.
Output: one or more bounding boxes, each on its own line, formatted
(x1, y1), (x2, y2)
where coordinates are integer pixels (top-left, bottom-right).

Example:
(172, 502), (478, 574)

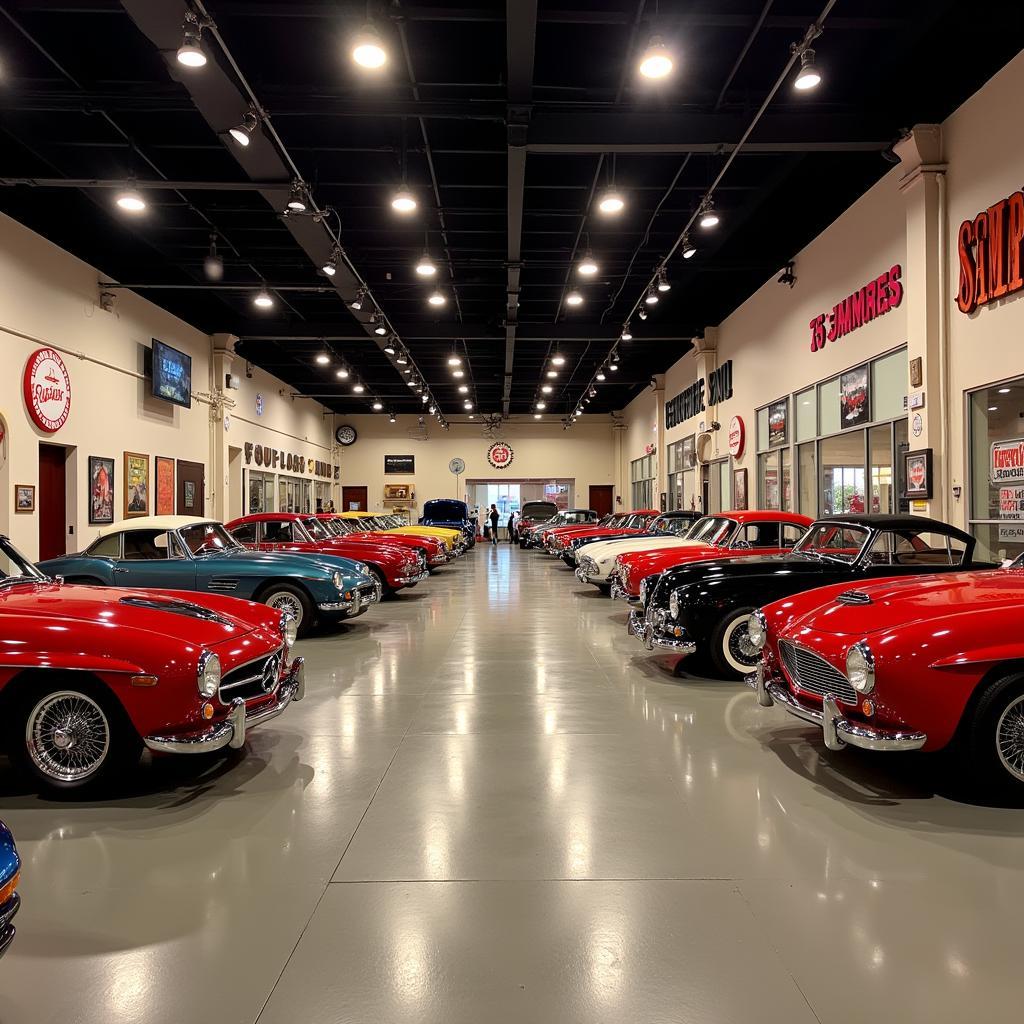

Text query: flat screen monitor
(151, 339), (192, 409)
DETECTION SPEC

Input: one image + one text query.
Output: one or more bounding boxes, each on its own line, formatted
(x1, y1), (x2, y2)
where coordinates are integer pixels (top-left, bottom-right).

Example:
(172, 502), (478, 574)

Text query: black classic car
(628, 514), (997, 679)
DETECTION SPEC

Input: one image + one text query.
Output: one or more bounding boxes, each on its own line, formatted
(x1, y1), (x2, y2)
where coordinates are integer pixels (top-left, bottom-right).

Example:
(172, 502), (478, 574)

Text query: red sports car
(0, 534), (303, 794)
(748, 565), (1024, 791)
(547, 510), (662, 563)
(227, 513), (428, 596)
(612, 511), (813, 602)
(315, 514), (448, 567)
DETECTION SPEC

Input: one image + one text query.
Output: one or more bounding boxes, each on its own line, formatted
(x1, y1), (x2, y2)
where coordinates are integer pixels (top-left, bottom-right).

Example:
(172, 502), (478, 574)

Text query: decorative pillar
(694, 327), (721, 457)
(209, 333), (238, 521)
(894, 124), (947, 520)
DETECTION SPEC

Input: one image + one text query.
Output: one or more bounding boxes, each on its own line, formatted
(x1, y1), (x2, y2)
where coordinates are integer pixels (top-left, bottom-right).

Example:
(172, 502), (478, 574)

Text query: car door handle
(113, 567), (129, 573)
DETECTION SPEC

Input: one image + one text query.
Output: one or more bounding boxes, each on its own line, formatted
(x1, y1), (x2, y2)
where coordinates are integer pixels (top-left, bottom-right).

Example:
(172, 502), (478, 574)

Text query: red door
(38, 443), (66, 561)
(342, 486), (368, 512)
(589, 484), (613, 517)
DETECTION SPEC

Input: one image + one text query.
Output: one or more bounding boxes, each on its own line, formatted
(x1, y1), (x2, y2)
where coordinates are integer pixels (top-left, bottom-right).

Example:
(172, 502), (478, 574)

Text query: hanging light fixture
(176, 12), (207, 68)
(428, 290), (446, 307)
(536, 401), (546, 410)
(464, 401), (473, 410)
(203, 234), (223, 280)
(321, 245), (340, 276)
(415, 252), (437, 277)
(541, 385), (553, 394)
(350, 288), (366, 311)
(372, 401), (383, 411)
(699, 199), (720, 229)
(657, 267), (671, 292)
(229, 110), (259, 147)
(452, 369), (465, 379)
(403, 367), (412, 375)
(389, 412), (397, 423)
(391, 187), (417, 214)
(447, 353), (462, 367)
(286, 181), (307, 213)
(681, 236), (697, 260)
(352, 22), (387, 69)
(383, 336), (397, 355)
(315, 353), (330, 365)
(638, 307), (648, 321)
(589, 388), (597, 397)
(609, 353), (619, 371)
(597, 190), (625, 215)
(596, 371), (606, 381)
(534, 413), (543, 420)
(566, 291), (583, 307)
(645, 286), (659, 305)
(353, 383), (365, 394)
(547, 369), (558, 379)
(372, 314), (387, 336)
(794, 48), (821, 91)
(551, 354), (566, 366)
(429, 404), (435, 414)
(395, 350), (408, 365)
(421, 394), (429, 404)
(115, 181), (146, 213)
(253, 287), (274, 309)
(336, 367), (349, 379)
(578, 251), (599, 276)
(638, 35), (674, 79)
(406, 379), (417, 388)
(458, 385), (468, 394)
(620, 323), (632, 341)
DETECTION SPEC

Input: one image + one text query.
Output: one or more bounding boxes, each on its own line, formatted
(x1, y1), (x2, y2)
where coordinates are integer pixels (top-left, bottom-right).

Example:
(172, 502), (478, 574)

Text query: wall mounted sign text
(24, 348), (72, 433)
(956, 189), (1024, 315)
(665, 360), (734, 429)
(808, 265), (903, 351)
(384, 455), (415, 474)
(728, 415), (745, 458)
(990, 438), (1024, 484)
(243, 442), (339, 480)
(487, 441), (514, 469)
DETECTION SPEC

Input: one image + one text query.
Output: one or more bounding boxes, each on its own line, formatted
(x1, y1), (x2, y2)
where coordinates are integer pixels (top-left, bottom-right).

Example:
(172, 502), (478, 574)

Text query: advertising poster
(840, 364), (870, 427)
(88, 456), (114, 524)
(124, 452), (150, 517)
(155, 456), (175, 515)
(768, 400), (787, 447)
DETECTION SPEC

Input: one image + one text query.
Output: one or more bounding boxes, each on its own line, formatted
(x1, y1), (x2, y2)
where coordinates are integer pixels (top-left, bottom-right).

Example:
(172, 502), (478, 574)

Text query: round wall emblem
(449, 457), (466, 475)
(487, 441), (514, 470)
(728, 415), (745, 458)
(24, 347), (71, 433)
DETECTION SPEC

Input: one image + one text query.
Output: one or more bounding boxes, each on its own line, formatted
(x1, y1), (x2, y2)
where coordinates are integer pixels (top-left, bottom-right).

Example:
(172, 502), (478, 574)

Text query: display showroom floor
(0, 546), (1021, 1023)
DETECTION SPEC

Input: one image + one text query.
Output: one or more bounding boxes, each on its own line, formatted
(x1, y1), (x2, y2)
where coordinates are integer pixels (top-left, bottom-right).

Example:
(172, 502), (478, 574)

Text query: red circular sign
(909, 460), (926, 489)
(24, 348), (72, 433)
(487, 441), (514, 470)
(728, 415), (745, 458)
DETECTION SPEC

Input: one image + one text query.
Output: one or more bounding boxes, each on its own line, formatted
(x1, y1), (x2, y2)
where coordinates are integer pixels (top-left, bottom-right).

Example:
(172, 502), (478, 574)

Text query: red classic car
(547, 510), (662, 564)
(315, 514), (449, 567)
(227, 512), (428, 596)
(0, 535), (303, 794)
(747, 565), (1024, 790)
(611, 511), (813, 602)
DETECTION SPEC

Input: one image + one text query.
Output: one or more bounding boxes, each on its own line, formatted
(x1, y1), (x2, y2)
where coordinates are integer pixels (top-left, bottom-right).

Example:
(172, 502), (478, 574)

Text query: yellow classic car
(339, 512), (464, 553)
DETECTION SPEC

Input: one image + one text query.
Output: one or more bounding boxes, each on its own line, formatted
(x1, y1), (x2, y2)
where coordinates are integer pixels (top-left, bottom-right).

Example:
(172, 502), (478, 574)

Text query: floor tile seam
(732, 882), (825, 1024)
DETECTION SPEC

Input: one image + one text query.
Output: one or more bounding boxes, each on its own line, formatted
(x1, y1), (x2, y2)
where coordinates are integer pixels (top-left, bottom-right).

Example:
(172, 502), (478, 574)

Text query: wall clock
(335, 424), (358, 446)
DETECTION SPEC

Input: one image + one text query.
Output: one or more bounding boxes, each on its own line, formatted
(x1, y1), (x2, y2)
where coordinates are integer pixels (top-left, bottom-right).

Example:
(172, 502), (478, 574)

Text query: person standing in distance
(489, 503), (500, 546)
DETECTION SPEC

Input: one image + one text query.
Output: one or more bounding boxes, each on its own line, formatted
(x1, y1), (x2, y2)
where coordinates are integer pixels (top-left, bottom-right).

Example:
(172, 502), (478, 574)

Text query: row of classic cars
(525, 504), (1024, 792)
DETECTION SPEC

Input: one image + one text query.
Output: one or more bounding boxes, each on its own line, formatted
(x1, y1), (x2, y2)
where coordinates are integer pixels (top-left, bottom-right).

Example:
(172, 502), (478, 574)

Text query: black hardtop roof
(814, 513), (973, 544)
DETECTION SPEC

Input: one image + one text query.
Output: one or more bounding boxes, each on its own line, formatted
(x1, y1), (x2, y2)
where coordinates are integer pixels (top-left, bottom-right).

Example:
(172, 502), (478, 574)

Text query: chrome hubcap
(996, 695), (1024, 781)
(27, 691), (110, 782)
(267, 592), (303, 627)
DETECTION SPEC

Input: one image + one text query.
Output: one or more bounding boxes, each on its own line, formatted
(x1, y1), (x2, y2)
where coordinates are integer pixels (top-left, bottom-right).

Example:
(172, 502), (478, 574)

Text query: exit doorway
(38, 442), (71, 561)
(342, 485), (368, 511)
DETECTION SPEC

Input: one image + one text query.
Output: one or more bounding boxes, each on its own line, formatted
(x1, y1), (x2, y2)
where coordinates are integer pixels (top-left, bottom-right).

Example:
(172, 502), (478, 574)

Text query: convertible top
(96, 515), (213, 537)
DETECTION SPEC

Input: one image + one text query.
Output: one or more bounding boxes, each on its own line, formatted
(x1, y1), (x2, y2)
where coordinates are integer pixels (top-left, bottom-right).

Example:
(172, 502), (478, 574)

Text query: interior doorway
(176, 459), (205, 516)
(38, 442), (67, 560)
(342, 485), (368, 511)
(588, 484), (613, 516)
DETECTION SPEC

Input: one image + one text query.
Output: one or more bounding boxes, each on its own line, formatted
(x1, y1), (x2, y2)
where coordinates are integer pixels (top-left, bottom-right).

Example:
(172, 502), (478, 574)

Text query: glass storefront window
(797, 442), (816, 516)
(872, 349), (909, 422)
(759, 452), (779, 509)
(820, 432), (866, 514)
(708, 459), (730, 513)
(630, 454), (655, 509)
(817, 376), (841, 436)
(247, 471), (274, 513)
(869, 423), (893, 514)
(795, 387), (816, 442)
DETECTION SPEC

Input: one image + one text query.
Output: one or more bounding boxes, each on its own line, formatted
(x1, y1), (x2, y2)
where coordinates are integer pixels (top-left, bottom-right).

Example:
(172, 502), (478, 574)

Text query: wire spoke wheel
(723, 616), (759, 670)
(266, 592), (304, 627)
(26, 690), (111, 783)
(996, 695), (1024, 781)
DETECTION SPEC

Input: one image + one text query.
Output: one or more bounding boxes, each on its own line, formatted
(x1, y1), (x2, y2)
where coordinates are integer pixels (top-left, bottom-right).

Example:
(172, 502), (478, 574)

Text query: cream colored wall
(331, 414), (616, 512)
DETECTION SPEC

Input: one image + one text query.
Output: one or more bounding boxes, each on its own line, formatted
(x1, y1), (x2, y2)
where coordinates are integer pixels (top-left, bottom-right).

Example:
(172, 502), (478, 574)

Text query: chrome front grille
(219, 647), (284, 702)
(778, 640), (857, 706)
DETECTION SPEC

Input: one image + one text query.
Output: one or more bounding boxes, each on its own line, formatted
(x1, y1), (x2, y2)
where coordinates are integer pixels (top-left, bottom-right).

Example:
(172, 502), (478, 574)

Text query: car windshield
(321, 518), (346, 536)
(686, 517), (737, 545)
(651, 516), (694, 537)
(425, 501), (467, 519)
(178, 522), (242, 556)
(792, 522), (870, 562)
(0, 537), (47, 585)
(301, 517), (331, 540)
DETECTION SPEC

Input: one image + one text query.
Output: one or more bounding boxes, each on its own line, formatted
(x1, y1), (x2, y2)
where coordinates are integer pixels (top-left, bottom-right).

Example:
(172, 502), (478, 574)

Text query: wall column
(894, 124), (948, 520)
(694, 327), (723, 458)
(209, 333), (238, 521)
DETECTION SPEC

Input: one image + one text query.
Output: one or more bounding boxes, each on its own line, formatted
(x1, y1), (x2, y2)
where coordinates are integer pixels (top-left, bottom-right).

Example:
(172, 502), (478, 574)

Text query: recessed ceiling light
(352, 23), (387, 69)
(638, 35), (673, 79)
(416, 253), (437, 277)
(253, 288), (274, 309)
(541, 385), (553, 394)
(115, 186), (146, 213)
(315, 353), (329, 365)
(229, 111), (258, 147)
(428, 290), (446, 306)
(566, 291), (583, 307)
(794, 48), (821, 91)
(578, 251), (599, 276)
(353, 383), (365, 394)
(391, 187), (417, 214)
(597, 190), (624, 215)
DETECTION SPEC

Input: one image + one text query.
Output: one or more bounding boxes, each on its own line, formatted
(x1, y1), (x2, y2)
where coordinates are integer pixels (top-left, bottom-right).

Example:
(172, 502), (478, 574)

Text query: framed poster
(155, 456), (175, 515)
(384, 454), (415, 474)
(124, 452), (150, 518)
(903, 448), (933, 500)
(768, 400), (787, 447)
(384, 484), (411, 500)
(14, 484), (35, 513)
(88, 456), (115, 524)
(733, 468), (748, 510)
(840, 364), (870, 427)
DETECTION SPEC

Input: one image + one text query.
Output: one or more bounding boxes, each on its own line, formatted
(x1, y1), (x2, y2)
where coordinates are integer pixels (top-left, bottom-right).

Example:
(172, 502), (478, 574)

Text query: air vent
(119, 596), (234, 625)
(837, 590), (872, 605)
(208, 577), (240, 593)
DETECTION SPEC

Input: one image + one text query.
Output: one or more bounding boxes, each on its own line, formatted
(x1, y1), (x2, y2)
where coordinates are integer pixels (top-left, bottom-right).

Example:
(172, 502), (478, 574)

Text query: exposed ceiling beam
(236, 323), (695, 342)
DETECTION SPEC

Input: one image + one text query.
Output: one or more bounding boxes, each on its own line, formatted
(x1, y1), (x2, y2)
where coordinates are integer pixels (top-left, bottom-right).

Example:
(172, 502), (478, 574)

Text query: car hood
(588, 537), (700, 561)
(659, 553), (829, 591)
(0, 582), (259, 644)
(790, 570), (1024, 637)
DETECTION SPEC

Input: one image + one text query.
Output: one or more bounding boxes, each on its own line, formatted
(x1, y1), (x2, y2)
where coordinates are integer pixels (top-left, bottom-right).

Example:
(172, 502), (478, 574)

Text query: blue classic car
(0, 822), (19, 958)
(420, 499), (475, 548)
(38, 516), (379, 636)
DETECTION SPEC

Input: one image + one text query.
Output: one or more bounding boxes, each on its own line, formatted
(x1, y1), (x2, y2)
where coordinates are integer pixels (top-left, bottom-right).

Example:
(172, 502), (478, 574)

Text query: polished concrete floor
(1, 545), (1021, 1022)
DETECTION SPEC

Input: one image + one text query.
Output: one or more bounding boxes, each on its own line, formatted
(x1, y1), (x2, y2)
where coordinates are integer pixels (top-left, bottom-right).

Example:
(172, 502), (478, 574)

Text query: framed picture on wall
(88, 456), (115, 524)
(155, 456), (175, 516)
(840, 363), (870, 427)
(768, 400), (787, 447)
(733, 469), (748, 510)
(124, 452), (150, 518)
(903, 448), (933, 500)
(14, 484), (35, 513)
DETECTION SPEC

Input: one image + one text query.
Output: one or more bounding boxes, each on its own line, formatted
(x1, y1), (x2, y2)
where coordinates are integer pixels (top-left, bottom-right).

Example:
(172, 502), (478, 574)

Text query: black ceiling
(1, 1), (1022, 419)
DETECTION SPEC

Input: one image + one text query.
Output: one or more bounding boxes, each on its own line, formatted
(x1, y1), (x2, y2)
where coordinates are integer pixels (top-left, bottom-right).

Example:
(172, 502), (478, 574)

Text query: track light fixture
(541, 385), (553, 394)
(458, 385), (468, 394)
(638, 307), (648, 321)
(681, 236), (697, 260)
(447, 353), (462, 367)
(428, 290), (446, 307)
(203, 234), (223, 280)
(566, 291), (583, 307)
(464, 401), (473, 410)
(253, 287), (274, 309)
(391, 187), (417, 214)
(452, 369), (465, 379)
(315, 353), (330, 365)
(416, 252), (437, 277)
(389, 413), (396, 423)
(421, 394), (429, 404)
(657, 267), (671, 292)
(383, 336), (397, 355)
(429, 405), (435, 414)
(286, 181), (307, 213)
(638, 35), (673, 79)
(546, 370), (558, 379)
(176, 11), (207, 68)
(229, 110), (259, 148)
(406, 379), (417, 388)
(352, 22), (387, 69)
(321, 245), (341, 277)
(620, 323), (632, 341)
(115, 180), (146, 213)
(372, 401), (383, 411)
(395, 350), (408, 365)
(536, 401), (546, 410)
(534, 413), (543, 420)
(699, 200), (720, 229)
(350, 288), (366, 311)
(589, 388), (597, 397)
(353, 383), (365, 394)
(578, 251), (599, 276)
(596, 371), (606, 381)
(609, 353), (619, 370)
(371, 314), (387, 336)
(645, 286), (659, 305)
(794, 47), (821, 91)
(551, 354), (566, 366)
(336, 367), (349, 379)
(597, 190), (625, 215)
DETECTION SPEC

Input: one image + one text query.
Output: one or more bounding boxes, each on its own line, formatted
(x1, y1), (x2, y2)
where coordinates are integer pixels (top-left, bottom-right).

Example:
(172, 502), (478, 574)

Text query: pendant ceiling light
(620, 323), (632, 341)
(115, 183), (146, 213)
(415, 252), (437, 276)
(391, 187), (417, 214)
(352, 23), (387, 69)
(428, 290), (446, 307)
(638, 35), (674, 79)
(566, 291), (583, 307)
(203, 234), (223, 280)
(578, 251), (599, 276)
(229, 111), (259, 147)
(645, 287), (659, 305)
(176, 13), (206, 68)
(794, 48), (821, 91)
(286, 181), (307, 213)
(253, 287), (274, 309)
(597, 190), (624, 215)
(699, 200), (720, 229)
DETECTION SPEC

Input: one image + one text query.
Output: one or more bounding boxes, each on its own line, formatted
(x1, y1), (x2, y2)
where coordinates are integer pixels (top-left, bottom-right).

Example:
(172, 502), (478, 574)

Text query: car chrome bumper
(746, 664), (928, 752)
(144, 658), (305, 755)
(0, 892), (20, 959)
(396, 570), (430, 585)
(610, 581), (642, 607)
(318, 600), (352, 612)
(626, 609), (696, 654)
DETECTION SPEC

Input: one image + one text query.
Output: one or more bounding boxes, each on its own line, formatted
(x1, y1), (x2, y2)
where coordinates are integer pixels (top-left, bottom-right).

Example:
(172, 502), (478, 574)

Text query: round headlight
(280, 612), (298, 647)
(197, 652), (221, 698)
(332, 570), (344, 591)
(669, 590), (680, 619)
(846, 642), (875, 694)
(747, 610), (768, 652)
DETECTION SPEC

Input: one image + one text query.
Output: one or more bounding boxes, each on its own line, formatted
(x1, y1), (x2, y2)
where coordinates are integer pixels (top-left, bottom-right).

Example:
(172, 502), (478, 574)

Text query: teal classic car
(38, 516), (380, 636)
